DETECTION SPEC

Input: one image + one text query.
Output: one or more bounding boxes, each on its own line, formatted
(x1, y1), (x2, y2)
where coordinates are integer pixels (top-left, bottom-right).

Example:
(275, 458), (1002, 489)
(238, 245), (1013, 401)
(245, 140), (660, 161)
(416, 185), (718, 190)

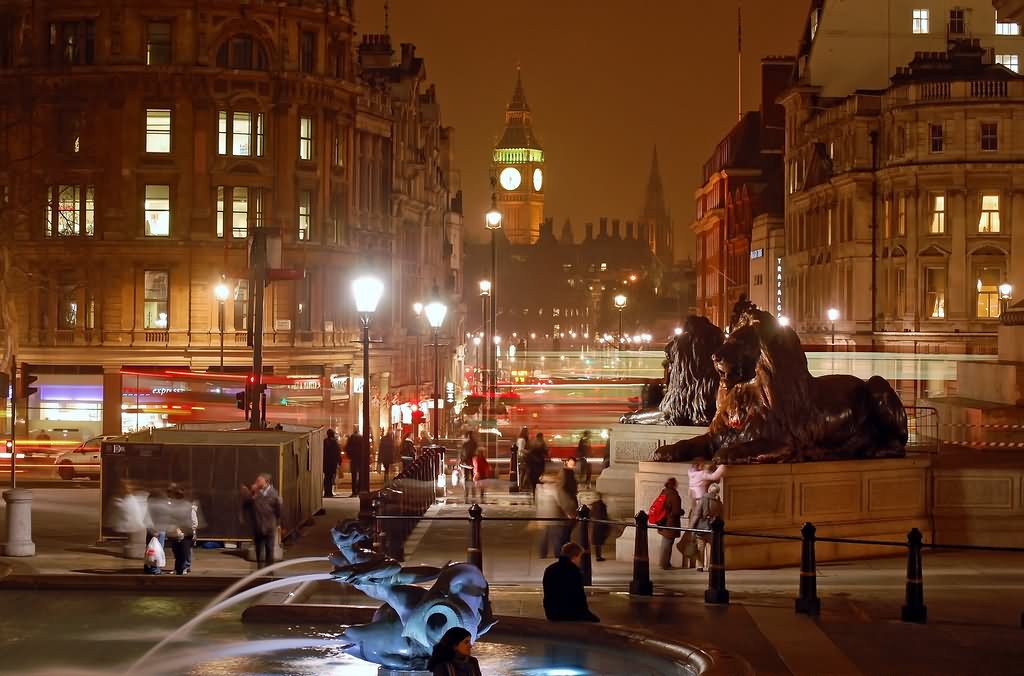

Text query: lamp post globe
(351, 275), (384, 494)
(425, 299), (447, 441)
(213, 278), (230, 371)
(827, 307), (840, 351)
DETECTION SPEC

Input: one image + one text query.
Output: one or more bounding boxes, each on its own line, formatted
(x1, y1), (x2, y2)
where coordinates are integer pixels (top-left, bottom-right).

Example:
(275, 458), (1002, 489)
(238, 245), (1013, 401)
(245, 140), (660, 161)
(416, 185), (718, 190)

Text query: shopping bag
(144, 536), (166, 568)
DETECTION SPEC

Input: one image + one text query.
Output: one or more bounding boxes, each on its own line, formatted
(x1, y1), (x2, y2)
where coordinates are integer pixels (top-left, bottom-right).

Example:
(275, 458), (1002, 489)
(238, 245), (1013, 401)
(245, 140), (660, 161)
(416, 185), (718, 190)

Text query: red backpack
(647, 491), (668, 525)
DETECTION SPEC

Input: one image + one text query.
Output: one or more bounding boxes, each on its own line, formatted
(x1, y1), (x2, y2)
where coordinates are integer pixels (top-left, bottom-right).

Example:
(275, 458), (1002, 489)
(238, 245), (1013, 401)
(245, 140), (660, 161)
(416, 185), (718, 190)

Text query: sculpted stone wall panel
(934, 473), (1017, 512)
(866, 475), (927, 514)
(797, 478), (860, 518)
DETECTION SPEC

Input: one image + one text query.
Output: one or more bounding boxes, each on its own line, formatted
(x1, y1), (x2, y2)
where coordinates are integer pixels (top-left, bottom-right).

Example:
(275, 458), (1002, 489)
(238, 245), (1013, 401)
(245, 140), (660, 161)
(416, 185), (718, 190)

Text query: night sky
(359, 1), (810, 258)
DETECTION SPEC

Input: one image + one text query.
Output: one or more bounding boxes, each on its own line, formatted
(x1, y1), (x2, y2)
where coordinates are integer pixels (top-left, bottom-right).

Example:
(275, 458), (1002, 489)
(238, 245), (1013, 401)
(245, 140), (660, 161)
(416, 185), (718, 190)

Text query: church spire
(508, 65), (530, 113)
(641, 145), (668, 223)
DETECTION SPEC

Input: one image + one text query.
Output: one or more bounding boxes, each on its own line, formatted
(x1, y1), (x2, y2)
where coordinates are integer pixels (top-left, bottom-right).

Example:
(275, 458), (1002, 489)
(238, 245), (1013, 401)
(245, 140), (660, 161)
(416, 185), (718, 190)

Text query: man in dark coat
(378, 431), (396, 481)
(589, 493), (610, 562)
(322, 429), (341, 497)
(345, 425), (364, 496)
(241, 473), (282, 569)
(542, 542), (599, 622)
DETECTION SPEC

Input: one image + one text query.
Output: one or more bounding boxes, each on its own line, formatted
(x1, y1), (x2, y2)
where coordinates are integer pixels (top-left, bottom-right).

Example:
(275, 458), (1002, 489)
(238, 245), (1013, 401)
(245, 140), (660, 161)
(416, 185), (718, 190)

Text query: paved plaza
(2, 488), (1022, 674)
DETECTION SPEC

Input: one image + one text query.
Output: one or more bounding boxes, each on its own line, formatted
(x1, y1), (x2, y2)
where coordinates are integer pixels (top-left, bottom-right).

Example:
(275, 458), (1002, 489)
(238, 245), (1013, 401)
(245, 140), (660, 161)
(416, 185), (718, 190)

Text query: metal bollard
(509, 445), (520, 493)
(629, 510), (654, 595)
(468, 503), (484, 570)
(704, 517), (729, 604)
(577, 504), (592, 586)
(900, 527), (927, 623)
(795, 521), (821, 616)
(371, 494), (383, 553)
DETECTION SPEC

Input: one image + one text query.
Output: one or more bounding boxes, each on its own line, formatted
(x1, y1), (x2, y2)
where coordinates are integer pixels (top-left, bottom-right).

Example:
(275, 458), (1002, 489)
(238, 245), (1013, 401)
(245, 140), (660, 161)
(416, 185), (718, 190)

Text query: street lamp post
(413, 302), (423, 410)
(424, 297), (448, 441)
(479, 280), (491, 408)
(485, 185), (502, 456)
(352, 276), (384, 495)
(614, 294), (627, 349)
(827, 307), (840, 351)
(213, 277), (230, 371)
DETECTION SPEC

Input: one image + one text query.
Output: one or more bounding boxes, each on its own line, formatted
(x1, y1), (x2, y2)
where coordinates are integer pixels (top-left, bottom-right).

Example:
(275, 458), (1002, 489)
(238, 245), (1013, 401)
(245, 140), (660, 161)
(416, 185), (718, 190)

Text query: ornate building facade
(780, 2), (1024, 351)
(0, 1), (462, 440)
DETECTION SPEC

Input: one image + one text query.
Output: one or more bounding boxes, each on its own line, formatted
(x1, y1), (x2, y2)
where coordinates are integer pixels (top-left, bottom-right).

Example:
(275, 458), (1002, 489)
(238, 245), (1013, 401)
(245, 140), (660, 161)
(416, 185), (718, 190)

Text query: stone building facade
(780, 1), (1024, 350)
(0, 1), (461, 440)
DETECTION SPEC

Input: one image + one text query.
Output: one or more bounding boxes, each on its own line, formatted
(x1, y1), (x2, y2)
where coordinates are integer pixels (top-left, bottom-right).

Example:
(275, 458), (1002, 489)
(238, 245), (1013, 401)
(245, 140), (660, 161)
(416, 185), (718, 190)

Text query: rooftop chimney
(599, 217), (609, 239)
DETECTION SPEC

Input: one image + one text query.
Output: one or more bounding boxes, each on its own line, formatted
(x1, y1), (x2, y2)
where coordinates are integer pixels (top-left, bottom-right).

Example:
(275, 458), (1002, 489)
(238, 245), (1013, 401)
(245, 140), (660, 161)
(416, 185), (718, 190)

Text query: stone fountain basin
(242, 603), (752, 675)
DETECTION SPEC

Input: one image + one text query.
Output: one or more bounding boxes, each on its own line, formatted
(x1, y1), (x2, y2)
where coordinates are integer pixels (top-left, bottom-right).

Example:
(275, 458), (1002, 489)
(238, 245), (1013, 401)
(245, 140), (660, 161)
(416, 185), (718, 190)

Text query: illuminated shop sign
(750, 248), (764, 260)
(776, 257), (784, 315)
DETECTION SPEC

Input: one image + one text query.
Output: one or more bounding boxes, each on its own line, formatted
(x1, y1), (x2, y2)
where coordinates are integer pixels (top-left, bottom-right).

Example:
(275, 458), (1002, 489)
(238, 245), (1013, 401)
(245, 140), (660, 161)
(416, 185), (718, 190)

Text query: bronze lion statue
(620, 315), (723, 426)
(653, 309), (908, 464)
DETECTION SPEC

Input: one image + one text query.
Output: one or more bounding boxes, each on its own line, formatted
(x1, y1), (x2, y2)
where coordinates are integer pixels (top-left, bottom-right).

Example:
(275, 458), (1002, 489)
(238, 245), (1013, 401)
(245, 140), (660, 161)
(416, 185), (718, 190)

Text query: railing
(906, 406), (940, 454)
(372, 505), (1024, 626)
(941, 421), (1024, 451)
(367, 445), (445, 560)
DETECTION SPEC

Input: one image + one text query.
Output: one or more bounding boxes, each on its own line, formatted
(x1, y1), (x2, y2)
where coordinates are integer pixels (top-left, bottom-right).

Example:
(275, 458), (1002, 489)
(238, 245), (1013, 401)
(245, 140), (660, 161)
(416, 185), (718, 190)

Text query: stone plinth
(932, 463), (1024, 547)
(595, 423), (705, 520)
(616, 457), (932, 568)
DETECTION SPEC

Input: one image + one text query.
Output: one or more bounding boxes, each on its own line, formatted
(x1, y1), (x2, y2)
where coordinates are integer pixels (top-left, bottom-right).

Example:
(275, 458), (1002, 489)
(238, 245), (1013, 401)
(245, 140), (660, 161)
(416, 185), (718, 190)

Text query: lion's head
(657, 315), (724, 426)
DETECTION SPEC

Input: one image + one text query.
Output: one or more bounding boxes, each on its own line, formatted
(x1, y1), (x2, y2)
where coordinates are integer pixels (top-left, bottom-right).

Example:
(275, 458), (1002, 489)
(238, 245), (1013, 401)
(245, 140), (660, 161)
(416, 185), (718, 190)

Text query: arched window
(216, 35), (268, 70)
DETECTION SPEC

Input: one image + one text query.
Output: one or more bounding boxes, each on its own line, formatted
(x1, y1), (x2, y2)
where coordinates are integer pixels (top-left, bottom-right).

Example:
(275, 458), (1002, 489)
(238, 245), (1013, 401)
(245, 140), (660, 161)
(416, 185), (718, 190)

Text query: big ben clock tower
(492, 69), (544, 244)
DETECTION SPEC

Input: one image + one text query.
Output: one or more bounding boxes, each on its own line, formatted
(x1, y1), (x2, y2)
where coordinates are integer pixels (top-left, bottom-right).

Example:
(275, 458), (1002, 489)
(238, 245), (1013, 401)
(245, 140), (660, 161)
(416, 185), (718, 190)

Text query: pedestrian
(471, 448), (491, 503)
(426, 626), (482, 676)
(525, 432), (548, 496)
(241, 472), (282, 570)
(688, 459), (726, 512)
(575, 430), (593, 487)
(554, 458), (579, 553)
(323, 429), (341, 498)
(460, 431), (478, 502)
(589, 493), (609, 562)
(345, 425), (364, 496)
(692, 482), (724, 572)
(542, 542), (599, 622)
(655, 477), (683, 570)
(515, 427), (529, 490)
(166, 483), (201, 575)
(400, 432), (417, 472)
(144, 487), (171, 575)
(378, 430), (396, 481)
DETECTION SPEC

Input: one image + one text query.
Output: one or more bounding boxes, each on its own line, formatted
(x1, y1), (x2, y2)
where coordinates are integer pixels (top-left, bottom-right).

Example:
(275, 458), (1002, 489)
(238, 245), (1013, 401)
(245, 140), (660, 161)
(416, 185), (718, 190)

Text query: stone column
(102, 366), (122, 436)
(948, 188), (968, 320)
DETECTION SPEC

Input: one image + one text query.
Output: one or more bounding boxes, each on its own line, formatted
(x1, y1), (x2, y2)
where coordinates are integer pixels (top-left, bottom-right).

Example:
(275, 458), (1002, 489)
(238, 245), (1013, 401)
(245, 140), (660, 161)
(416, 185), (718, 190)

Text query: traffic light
(0, 372), (9, 397)
(236, 388), (248, 411)
(19, 363), (38, 399)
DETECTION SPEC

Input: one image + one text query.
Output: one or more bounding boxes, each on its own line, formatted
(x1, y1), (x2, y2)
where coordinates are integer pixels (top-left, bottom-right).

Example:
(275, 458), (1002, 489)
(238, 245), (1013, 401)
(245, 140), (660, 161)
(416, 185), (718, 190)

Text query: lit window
(981, 122), (998, 151)
(217, 111), (264, 157)
(144, 185), (170, 237)
(145, 109), (171, 153)
(49, 21), (95, 66)
(233, 281), (249, 331)
(58, 283), (78, 330)
(930, 194), (945, 234)
(929, 124), (943, 153)
(979, 194), (1000, 233)
(146, 22), (172, 65)
(897, 195), (906, 236)
(996, 12), (1020, 35)
(232, 187), (248, 238)
(45, 185), (95, 237)
(299, 117), (313, 160)
(217, 186), (262, 238)
(912, 9), (929, 34)
(996, 53), (1019, 73)
(884, 197), (892, 239)
(232, 112), (252, 155)
(926, 268), (946, 318)
(143, 270), (169, 329)
(298, 190), (312, 240)
(976, 268), (1002, 318)
(334, 125), (345, 167)
(600, 262), (607, 271)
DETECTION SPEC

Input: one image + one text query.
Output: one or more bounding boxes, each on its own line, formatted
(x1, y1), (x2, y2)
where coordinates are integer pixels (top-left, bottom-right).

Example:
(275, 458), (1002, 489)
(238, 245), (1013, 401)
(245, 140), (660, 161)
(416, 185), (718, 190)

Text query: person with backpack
(649, 477), (683, 570)
(692, 482), (724, 571)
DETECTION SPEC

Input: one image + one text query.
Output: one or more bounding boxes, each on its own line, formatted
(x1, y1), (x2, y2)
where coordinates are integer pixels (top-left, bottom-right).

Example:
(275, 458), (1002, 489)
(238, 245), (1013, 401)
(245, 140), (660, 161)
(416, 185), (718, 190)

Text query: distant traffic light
(236, 388), (248, 411)
(19, 363), (38, 399)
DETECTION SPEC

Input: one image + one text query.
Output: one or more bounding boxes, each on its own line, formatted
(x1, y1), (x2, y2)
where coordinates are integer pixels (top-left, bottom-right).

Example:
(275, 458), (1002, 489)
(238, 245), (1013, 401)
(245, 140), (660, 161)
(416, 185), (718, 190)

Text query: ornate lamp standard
(213, 277), (230, 371)
(827, 307), (840, 351)
(999, 283), (1014, 316)
(478, 280), (491, 407)
(614, 294), (627, 348)
(413, 302), (423, 410)
(484, 188), (502, 455)
(352, 275), (384, 494)
(424, 297), (448, 441)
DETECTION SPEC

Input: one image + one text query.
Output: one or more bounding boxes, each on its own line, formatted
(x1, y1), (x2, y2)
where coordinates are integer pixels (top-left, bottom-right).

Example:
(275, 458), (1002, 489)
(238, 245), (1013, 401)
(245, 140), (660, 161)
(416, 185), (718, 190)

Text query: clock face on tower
(533, 168), (543, 191)
(499, 166), (522, 191)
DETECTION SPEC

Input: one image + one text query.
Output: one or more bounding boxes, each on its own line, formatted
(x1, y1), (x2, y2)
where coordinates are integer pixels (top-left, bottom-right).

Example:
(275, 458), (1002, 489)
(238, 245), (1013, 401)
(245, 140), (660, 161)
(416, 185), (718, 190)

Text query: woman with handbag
(655, 477), (683, 570)
(692, 482), (723, 571)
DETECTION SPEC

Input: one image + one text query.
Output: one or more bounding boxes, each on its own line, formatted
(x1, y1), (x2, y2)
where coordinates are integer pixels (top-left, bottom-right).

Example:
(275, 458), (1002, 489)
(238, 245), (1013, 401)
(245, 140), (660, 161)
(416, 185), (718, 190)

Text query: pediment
(969, 244), (1007, 257)
(919, 244), (950, 257)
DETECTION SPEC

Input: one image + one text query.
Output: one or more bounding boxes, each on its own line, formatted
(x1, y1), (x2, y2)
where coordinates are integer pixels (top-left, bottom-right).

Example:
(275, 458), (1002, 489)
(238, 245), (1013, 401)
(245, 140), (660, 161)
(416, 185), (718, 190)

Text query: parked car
(54, 435), (118, 480)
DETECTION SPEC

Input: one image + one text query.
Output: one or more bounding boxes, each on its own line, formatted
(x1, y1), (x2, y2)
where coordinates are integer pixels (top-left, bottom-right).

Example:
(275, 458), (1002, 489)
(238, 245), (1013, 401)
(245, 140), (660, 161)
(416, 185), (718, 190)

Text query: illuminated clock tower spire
(492, 68), (544, 244)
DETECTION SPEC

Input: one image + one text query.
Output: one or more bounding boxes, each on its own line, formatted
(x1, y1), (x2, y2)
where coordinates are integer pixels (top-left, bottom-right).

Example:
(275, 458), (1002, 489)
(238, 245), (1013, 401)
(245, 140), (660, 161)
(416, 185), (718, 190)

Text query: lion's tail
(866, 376), (908, 447)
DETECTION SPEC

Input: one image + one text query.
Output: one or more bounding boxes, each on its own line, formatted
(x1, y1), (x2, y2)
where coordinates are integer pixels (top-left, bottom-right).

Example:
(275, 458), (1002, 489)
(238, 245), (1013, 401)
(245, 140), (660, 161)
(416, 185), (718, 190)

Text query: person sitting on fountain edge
(542, 542), (599, 623)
